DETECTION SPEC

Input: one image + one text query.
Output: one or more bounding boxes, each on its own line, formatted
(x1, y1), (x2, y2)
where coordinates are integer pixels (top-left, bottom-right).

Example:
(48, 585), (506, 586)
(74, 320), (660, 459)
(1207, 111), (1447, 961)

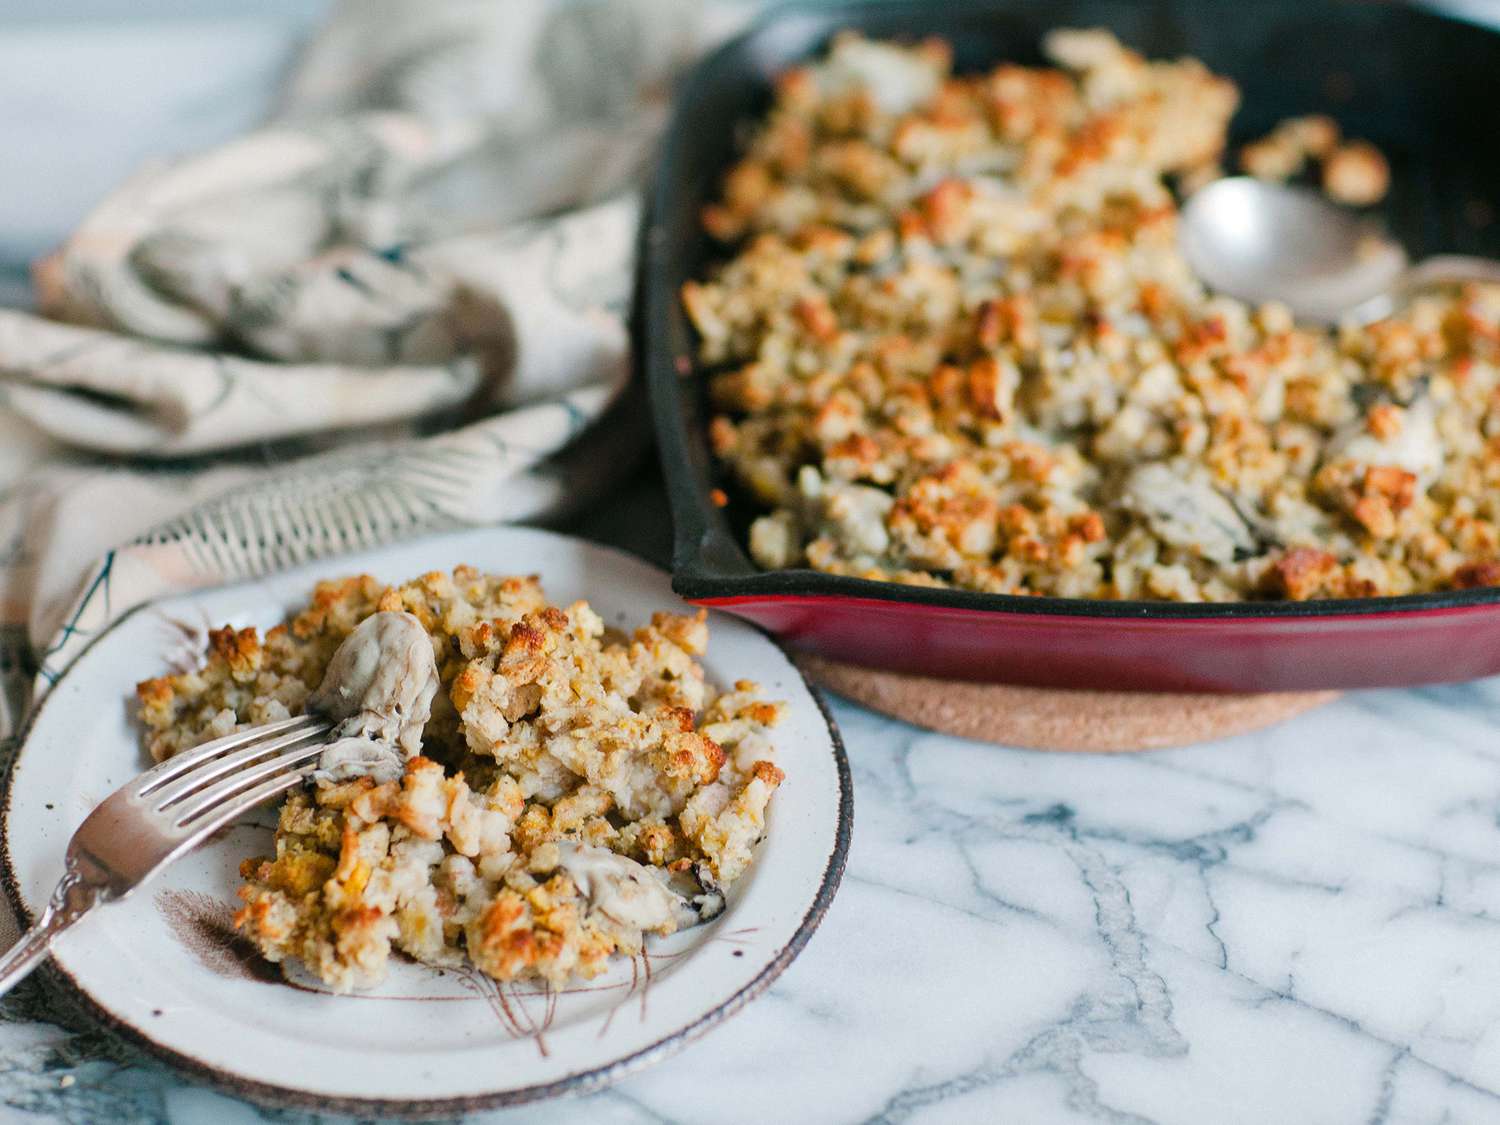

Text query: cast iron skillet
(640, 0), (1500, 692)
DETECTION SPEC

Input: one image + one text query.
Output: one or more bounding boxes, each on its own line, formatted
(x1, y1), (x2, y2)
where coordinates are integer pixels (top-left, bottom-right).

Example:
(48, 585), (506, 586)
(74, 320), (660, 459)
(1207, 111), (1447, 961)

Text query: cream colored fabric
(0, 0), (748, 715)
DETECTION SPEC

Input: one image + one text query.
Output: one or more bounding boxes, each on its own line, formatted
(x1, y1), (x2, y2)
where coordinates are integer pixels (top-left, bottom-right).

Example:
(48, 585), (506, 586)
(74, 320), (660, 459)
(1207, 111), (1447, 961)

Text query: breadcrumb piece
(1323, 140), (1391, 206)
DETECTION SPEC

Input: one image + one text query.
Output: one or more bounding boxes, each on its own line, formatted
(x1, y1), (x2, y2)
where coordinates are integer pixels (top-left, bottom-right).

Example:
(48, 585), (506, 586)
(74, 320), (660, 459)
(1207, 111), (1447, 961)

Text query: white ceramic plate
(1, 528), (851, 1116)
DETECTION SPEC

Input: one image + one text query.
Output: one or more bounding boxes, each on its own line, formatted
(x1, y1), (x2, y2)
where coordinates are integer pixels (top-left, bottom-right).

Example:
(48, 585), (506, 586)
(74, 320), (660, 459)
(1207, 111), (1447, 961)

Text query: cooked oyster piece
(311, 736), (405, 786)
(548, 841), (695, 931)
(1120, 463), (1255, 564)
(309, 610), (438, 756)
(1324, 395), (1443, 488)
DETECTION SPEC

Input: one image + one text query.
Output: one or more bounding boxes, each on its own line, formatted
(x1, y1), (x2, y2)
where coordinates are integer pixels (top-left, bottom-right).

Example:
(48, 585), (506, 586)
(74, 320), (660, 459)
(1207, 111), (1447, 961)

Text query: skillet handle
(1351, 254), (1500, 323)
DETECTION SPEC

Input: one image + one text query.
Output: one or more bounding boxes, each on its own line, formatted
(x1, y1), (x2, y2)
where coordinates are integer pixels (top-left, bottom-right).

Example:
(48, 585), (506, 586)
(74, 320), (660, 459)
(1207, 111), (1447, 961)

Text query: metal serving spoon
(1179, 176), (1500, 324)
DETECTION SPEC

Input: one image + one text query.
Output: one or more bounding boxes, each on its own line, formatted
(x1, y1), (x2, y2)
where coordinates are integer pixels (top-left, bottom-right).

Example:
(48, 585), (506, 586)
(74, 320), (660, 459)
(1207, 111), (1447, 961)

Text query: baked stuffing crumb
(1239, 114), (1389, 207)
(685, 29), (1500, 601)
(1239, 114), (1345, 184)
(1321, 140), (1391, 207)
(136, 567), (784, 992)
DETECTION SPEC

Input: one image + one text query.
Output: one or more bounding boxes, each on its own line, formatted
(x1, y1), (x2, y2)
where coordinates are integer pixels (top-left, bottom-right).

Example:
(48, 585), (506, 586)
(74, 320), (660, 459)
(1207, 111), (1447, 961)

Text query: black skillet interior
(640, 0), (1500, 620)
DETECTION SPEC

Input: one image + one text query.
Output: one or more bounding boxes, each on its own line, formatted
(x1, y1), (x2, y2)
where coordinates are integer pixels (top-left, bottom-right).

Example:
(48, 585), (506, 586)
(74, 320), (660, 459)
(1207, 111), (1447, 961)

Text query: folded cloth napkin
(0, 0), (747, 732)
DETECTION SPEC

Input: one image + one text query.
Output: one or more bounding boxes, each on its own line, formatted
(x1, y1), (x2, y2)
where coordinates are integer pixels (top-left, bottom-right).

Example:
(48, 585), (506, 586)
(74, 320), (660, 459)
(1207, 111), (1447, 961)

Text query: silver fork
(0, 713), (334, 997)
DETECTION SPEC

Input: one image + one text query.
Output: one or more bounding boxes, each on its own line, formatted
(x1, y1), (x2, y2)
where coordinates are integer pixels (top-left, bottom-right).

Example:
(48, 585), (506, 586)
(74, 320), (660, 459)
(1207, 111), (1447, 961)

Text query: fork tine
(168, 740), (330, 829)
(137, 714), (326, 795)
(149, 724), (331, 809)
(174, 759), (321, 839)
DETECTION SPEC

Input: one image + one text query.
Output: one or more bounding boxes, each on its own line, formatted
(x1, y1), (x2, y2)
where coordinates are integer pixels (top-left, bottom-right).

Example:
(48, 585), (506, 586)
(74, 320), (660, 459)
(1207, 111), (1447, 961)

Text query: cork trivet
(798, 655), (1337, 752)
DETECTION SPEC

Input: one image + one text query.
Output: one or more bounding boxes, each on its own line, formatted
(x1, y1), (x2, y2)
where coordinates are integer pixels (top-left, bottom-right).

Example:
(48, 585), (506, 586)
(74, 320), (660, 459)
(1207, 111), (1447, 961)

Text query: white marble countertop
(5, 4), (1500, 1123)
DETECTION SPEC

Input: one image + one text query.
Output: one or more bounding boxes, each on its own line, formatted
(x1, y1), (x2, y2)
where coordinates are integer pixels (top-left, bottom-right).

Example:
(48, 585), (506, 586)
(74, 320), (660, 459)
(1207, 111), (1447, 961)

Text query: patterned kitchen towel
(0, 0), (748, 728)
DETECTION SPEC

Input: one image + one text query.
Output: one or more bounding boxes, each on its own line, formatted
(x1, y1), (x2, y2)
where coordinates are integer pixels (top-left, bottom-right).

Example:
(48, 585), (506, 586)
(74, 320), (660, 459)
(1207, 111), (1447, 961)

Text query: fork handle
(0, 868), (104, 999)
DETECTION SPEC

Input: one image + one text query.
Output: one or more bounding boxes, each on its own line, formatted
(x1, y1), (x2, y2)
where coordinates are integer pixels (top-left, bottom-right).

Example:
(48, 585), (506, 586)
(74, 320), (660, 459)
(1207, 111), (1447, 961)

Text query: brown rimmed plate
(1, 527), (851, 1117)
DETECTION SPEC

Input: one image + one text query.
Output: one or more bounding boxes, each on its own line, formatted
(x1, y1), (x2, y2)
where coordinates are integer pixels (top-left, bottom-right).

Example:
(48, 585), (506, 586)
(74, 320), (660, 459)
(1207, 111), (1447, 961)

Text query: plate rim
(0, 527), (854, 1118)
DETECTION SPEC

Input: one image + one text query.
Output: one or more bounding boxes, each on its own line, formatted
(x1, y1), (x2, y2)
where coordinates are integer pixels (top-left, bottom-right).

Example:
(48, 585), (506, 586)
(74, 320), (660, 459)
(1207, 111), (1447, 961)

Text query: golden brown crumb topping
(685, 29), (1500, 602)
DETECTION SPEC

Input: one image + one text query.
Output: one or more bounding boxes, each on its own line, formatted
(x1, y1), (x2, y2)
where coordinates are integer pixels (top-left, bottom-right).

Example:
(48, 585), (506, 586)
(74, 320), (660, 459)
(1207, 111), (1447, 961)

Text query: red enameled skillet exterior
(640, 0), (1500, 692)
(688, 594), (1500, 692)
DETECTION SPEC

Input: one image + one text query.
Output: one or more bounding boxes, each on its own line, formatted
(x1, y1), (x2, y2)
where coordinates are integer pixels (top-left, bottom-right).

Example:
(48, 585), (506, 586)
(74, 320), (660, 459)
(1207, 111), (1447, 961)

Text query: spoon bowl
(1179, 177), (1408, 323)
